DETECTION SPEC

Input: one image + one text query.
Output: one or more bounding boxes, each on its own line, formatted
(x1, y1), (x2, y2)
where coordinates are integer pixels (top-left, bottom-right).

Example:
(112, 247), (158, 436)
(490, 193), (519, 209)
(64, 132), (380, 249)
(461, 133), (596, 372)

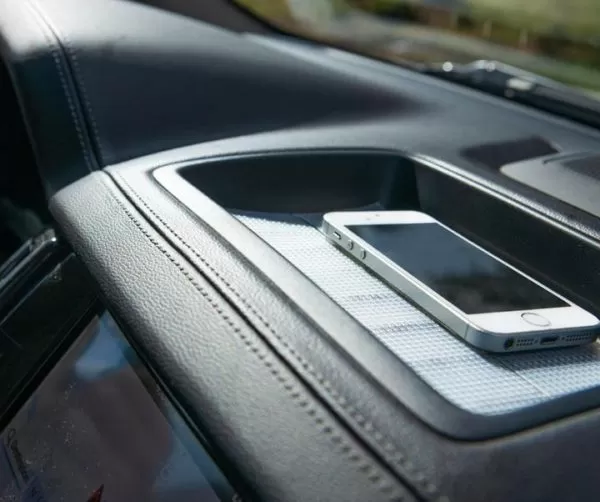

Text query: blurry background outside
(234, 0), (600, 93)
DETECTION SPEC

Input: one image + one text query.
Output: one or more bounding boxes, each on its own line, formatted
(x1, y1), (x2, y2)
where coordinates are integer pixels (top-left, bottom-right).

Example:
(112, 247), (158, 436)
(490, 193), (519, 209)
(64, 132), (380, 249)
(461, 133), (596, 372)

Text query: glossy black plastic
(0, 251), (243, 500)
(0, 254), (98, 431)
(0, 229), (67, 316)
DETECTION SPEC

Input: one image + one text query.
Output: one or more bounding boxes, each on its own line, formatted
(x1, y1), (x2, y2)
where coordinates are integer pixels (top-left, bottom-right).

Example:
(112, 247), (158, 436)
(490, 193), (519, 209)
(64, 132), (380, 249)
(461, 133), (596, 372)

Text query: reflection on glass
(348, 223), (566, 313)
(0, 313), (239, 502)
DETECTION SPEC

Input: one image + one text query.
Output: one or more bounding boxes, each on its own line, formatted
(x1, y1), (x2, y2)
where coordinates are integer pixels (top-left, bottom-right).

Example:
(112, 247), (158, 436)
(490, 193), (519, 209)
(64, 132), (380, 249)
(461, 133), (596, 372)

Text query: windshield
(234, 0), (600, 99)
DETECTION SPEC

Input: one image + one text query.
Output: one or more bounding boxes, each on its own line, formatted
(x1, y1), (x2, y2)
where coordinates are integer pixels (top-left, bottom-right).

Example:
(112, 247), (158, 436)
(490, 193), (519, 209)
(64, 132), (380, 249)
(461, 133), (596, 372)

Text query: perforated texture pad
(237, 212), (600, 415)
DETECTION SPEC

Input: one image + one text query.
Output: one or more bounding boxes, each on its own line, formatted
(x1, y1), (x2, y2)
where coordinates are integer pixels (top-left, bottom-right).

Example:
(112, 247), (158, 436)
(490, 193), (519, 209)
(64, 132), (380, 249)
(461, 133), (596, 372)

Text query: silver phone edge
(321, 217), (599, 353)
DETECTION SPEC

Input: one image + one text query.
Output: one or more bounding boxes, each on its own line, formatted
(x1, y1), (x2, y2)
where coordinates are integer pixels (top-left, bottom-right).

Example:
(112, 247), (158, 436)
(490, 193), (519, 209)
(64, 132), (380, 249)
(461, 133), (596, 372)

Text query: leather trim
(104, 144), (600, 502)
(26, 0), (97, 172)
(0, 0), (97, 193)
(50, 171), (416, 502)
(0, 0), (409, 193)
(113, 168), (447, 501)
(28, 0), (104, 166)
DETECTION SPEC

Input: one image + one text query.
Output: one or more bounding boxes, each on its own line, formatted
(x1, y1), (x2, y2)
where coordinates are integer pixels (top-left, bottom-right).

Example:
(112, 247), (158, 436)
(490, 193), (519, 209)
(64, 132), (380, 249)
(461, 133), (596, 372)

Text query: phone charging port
(540, 336), (559, 345)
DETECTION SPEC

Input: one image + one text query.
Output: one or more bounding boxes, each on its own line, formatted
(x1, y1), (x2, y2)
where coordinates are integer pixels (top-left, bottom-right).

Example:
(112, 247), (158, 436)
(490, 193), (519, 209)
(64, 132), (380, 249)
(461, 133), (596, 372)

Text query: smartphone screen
(347, 222), (567, 314)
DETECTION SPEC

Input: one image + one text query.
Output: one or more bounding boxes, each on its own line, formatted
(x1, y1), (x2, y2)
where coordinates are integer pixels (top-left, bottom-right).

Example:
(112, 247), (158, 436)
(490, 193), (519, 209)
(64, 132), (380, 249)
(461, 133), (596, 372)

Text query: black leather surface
(49, 147), (600, 502)
(3, 0), (600, 200)
(50, 172), (417, 502)
(0, 0), (97, 193)
(112, 146), (600, 502)
(0, 0), (406, 194)
(22, 0), (600, 499)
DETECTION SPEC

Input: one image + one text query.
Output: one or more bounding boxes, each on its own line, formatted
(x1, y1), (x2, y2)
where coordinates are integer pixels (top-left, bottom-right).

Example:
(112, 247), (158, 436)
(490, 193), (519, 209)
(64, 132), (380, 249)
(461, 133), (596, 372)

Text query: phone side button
(521, 312), (551, 327)
(359, 249), (367, 260)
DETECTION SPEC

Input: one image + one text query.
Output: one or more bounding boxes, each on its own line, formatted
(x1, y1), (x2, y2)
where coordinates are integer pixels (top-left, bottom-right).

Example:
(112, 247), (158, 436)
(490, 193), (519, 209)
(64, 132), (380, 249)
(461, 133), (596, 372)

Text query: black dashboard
(1, 0), (600, 501)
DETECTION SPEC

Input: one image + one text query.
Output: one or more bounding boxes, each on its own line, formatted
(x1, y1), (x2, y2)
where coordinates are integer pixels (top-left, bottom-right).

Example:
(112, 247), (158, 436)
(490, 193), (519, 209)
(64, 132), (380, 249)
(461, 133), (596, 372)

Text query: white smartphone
(322, 210), (600, 352)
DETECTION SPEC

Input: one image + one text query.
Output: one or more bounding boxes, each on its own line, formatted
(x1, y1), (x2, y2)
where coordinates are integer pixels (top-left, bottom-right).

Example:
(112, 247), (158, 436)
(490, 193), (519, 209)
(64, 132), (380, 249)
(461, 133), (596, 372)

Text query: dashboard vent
(461, 136), (559, 169)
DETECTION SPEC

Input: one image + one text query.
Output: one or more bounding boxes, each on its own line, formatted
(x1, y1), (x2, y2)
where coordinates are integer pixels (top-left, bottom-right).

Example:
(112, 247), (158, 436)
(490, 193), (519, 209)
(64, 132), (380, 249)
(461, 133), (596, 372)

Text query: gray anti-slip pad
(236, 212), (600, 416)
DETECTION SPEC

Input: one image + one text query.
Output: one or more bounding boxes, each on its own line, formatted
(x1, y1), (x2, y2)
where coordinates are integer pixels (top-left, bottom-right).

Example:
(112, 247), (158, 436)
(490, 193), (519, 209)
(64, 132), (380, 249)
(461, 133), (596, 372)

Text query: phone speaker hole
(515, 338), (537, 348)
(563, 332), (595, 343)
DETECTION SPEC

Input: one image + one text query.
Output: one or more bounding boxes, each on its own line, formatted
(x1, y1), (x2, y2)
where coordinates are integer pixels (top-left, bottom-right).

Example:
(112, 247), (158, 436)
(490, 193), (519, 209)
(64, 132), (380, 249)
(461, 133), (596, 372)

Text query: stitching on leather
(54, 29), (106, 163)
(115, 172), (449, 502)
(24, 0), (95, 173)
(99, 176), (408, 502)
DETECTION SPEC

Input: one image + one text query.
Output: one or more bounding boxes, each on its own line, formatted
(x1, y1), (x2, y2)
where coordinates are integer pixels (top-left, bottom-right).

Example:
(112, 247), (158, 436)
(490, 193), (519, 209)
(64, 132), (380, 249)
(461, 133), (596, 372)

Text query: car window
(234, 0), (600, 98)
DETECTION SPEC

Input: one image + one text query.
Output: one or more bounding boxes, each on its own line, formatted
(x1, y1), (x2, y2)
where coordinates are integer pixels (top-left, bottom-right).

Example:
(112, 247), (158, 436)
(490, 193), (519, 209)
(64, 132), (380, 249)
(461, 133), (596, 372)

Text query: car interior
(1, 0), (600, 501)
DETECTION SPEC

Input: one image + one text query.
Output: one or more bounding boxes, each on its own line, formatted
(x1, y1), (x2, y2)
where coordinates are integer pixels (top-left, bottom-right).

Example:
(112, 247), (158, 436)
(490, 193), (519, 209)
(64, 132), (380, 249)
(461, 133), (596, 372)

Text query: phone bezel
(323, 210), (599, 337)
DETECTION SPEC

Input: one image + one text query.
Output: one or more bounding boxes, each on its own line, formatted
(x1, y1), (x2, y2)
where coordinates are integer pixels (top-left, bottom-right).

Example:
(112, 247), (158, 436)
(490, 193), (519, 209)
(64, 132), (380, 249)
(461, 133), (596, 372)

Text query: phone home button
(521, 312), (551, 327)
